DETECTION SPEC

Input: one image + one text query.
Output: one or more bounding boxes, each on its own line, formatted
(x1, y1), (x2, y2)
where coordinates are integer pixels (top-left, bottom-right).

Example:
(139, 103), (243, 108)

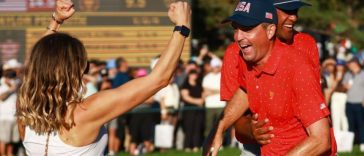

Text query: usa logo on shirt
(320, 103), (326, 110)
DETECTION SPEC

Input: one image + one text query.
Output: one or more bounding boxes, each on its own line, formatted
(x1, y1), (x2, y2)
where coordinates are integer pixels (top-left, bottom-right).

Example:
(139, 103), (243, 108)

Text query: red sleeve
(292, 62), (330, 128)
(296, 33), (321, 82)
(220, 43), (246, 101)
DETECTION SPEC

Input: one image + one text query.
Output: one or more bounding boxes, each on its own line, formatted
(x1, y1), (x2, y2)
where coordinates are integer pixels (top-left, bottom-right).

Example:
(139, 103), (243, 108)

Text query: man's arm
(218, 88), (248, 133)
(286, 118), (331, 155)
(203, 88), (248, 156)
(289, 61), (333, 155)
(216, 43), (248, 132)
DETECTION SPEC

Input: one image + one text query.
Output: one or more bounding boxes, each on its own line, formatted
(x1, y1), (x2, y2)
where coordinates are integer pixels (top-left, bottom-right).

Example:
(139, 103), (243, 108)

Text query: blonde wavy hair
(17, 33), (88, 134)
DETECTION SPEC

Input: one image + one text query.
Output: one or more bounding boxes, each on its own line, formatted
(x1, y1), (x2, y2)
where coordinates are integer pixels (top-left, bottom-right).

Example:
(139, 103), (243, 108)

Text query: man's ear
(266, 24), (276, 40)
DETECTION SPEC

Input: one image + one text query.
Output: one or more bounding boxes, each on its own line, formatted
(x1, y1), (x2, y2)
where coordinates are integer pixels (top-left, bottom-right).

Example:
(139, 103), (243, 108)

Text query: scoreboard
(0, 0), (190, 66)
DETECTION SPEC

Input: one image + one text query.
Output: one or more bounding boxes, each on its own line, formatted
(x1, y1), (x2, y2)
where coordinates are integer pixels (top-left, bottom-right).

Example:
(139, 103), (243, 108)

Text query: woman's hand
(54, 0), (75, 22)
(167, 1), (191, 28)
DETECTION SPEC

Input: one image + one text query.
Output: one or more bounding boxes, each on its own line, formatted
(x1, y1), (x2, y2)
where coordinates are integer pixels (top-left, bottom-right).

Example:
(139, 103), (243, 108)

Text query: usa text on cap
(222, 0), (277, 27)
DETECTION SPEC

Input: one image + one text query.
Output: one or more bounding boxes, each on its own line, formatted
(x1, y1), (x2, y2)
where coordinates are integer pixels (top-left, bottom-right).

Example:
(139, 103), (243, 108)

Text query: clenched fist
(167, 1), (191, 28)
(54, 0), (75, 22)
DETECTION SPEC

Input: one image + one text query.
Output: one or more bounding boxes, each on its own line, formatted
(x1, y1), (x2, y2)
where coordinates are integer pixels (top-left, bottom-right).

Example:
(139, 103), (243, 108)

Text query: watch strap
(173, 25), (190, 38)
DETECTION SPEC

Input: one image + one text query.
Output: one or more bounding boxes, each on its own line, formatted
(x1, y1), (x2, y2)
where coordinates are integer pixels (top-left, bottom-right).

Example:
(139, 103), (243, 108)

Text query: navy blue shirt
(112, 72), (130, 88)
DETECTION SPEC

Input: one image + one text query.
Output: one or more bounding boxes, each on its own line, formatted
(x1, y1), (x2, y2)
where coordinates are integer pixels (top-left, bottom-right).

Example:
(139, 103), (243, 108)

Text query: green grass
(116, 147), (240, 156)
(115, 145), (364, 156)
(338, 145), (364, 156)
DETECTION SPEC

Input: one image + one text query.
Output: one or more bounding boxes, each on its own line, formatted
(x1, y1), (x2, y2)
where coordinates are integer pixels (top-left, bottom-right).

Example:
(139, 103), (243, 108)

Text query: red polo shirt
(240, 40), (330, 155)
(288, 32), (321, 81)
(220, 33), (337, 155)
(220, 43), (246, 101)
(220, 32), (320, 100)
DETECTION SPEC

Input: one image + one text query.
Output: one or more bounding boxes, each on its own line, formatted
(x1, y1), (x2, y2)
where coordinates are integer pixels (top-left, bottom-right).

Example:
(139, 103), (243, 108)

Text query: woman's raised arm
(78, 1), (191, 128)
(44, 0), (75, 36)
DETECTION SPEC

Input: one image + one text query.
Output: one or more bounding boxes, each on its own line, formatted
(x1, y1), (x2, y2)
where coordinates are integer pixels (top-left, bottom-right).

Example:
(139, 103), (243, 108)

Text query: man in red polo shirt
(203, 0), (335, 155)
(221, 0), (320, 104)
(220, 0), (337, 154)
(229, 0), (325, 148)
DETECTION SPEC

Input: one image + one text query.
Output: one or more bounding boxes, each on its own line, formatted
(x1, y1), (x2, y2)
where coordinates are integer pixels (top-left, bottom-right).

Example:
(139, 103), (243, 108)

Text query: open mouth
(239, 44), (252, 56)
(283, 24), (293, 29)
(240, 44), (251, 49)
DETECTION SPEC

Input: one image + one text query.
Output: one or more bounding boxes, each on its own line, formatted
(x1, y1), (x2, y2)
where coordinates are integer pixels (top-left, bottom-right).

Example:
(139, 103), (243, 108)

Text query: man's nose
(234, 29), (246, 42)
(288, 14), (298, 22)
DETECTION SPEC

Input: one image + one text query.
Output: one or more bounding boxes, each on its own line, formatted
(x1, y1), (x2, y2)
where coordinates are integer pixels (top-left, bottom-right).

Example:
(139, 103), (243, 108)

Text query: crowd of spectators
(321, 38), (364, 152)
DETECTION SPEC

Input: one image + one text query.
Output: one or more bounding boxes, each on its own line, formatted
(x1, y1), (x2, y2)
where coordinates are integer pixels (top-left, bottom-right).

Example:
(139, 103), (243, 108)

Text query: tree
(299, 0), (364, 48)
(193, 0), (364, 49)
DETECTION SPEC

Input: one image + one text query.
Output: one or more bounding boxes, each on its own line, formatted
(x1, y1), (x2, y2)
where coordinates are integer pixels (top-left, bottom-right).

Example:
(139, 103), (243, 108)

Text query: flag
(265, 12), (273, 20)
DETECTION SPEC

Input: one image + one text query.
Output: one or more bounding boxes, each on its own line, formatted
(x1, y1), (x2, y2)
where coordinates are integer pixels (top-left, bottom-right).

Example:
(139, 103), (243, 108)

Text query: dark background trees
(191, 0), (364, 54)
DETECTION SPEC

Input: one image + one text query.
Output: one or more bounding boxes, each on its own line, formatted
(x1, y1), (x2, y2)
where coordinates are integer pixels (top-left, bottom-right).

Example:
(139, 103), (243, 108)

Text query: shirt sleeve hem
(302, 113), (330, 128)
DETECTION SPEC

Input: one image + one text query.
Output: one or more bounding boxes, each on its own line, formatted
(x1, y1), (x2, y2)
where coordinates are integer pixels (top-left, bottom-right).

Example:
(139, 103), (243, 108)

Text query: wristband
(173, 25), (190, 38)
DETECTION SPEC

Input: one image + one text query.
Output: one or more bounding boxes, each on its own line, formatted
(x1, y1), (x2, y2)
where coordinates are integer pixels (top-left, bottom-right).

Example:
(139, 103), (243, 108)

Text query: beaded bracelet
(52, 12), (64, 24)
(46, 26), (57, 33)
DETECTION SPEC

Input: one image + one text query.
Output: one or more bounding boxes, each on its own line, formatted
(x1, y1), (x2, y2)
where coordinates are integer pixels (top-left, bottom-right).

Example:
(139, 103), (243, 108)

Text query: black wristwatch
(173, 25), (190, 38)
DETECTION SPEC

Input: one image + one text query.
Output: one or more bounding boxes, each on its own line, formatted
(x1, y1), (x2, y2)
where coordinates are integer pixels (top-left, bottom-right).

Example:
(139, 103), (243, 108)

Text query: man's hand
(234, 113), (274, 144)
(55, 0), (75, 21)
(202, 122), (223, 156)
(251, 114), (274, 144)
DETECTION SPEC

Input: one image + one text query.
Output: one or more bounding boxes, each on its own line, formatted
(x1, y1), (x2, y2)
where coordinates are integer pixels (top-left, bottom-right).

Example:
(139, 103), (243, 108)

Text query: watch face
(181, 26), (190, 37)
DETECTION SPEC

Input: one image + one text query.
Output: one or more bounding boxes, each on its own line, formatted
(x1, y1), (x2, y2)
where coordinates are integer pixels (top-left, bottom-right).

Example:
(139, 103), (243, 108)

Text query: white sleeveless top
(23, 126), (108, 156)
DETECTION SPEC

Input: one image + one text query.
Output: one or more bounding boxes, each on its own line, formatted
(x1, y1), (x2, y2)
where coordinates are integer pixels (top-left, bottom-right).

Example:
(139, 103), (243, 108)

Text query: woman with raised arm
(16, 0), (191, 155)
